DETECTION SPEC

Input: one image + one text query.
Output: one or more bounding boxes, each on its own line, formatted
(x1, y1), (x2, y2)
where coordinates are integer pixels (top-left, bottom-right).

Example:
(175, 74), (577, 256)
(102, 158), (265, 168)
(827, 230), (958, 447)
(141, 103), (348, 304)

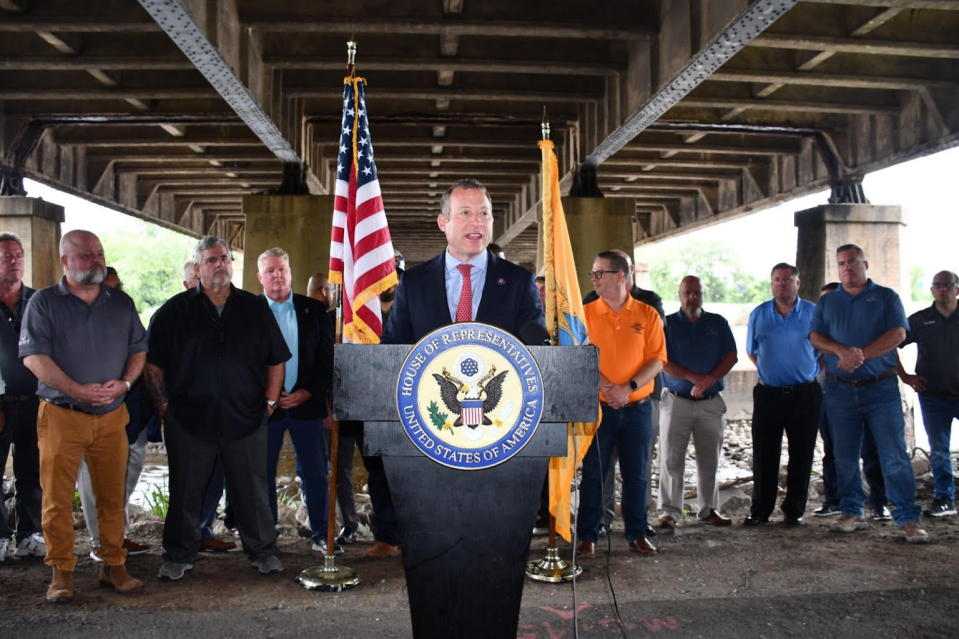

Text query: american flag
(329, 77), (397, 344)
(461, 399), (484, 427)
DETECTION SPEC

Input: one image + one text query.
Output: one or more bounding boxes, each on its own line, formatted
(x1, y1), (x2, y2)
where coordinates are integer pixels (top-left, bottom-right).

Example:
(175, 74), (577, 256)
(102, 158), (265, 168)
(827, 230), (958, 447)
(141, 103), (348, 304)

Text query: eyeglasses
(588, 270), (618, 280)
(931, 282), (957, 289)
(0, 252), (24, 261)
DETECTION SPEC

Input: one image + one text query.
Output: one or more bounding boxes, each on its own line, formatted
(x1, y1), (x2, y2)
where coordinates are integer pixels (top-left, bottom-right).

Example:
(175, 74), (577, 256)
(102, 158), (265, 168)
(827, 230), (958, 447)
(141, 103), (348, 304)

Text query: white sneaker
(0, 537), (10, 561)
(14, 532), (46, 557)
(90, 550), (103, 562)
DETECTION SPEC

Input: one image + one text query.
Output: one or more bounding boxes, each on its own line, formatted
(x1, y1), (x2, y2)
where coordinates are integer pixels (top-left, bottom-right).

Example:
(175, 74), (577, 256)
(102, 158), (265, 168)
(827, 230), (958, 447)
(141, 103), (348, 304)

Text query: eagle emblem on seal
(432, 352), (509, 440)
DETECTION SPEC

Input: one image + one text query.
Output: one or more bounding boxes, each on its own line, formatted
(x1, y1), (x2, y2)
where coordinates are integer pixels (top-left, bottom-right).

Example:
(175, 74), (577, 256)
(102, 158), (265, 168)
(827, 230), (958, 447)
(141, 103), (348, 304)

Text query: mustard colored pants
(37, 401), (129, 570)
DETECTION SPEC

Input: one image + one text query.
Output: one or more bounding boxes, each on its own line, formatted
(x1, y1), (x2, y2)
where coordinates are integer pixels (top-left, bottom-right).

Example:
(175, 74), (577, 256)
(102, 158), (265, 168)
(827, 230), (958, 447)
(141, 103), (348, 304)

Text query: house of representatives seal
(395, 322), (545, 470)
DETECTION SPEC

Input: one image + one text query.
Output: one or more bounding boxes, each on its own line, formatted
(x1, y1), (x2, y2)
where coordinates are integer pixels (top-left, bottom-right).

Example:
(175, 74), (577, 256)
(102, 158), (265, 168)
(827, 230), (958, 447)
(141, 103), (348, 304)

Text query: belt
(826, 369), (896, 388)
(41, 397), (97, 415)
(757, 379), (818, 393)
(600, 397), (651, 409)
(668, 389), (716, 402)
(1, 394), (36, 403)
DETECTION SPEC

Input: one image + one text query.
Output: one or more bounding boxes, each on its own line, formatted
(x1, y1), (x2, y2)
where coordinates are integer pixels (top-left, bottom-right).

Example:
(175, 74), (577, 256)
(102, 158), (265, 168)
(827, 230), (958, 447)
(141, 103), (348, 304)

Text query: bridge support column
(241, 194), (335, 294)
(562, 197), (635, 295)
(0, 196), (64, 289)
(794, 204), (906, 300)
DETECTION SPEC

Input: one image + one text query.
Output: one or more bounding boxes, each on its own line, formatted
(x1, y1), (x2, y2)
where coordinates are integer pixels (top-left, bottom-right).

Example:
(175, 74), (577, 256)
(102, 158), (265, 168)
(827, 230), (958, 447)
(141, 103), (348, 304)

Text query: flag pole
(526, 107), (583, 583)
(296, 38), (361, 594)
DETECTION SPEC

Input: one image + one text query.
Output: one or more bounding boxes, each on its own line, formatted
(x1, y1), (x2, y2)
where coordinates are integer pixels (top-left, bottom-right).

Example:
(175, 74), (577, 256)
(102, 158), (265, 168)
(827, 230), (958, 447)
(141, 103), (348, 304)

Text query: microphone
(520, 321), (551, 346)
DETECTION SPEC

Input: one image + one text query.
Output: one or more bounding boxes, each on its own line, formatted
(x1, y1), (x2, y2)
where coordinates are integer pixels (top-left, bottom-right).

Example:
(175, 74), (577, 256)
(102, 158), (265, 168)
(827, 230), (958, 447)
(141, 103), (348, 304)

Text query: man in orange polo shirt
(576, 251), (667, 557)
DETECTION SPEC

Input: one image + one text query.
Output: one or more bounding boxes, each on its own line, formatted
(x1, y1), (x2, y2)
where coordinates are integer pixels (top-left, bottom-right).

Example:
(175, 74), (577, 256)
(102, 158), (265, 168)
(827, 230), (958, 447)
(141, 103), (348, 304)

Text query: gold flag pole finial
(541, 106), (550, 141)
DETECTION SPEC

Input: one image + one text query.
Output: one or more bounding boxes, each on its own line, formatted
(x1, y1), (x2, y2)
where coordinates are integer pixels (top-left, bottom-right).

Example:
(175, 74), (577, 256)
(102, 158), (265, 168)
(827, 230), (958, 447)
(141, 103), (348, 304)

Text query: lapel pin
(497, 278), (505, 285)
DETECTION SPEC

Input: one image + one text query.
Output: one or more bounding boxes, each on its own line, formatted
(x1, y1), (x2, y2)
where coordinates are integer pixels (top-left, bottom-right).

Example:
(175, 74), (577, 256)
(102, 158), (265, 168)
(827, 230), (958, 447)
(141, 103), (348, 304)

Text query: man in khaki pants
(20, 230), (147, 603)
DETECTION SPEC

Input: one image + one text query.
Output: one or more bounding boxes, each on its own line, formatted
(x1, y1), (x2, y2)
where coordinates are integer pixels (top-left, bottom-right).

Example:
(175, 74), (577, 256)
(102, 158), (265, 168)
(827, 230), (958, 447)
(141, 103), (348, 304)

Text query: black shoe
(335, 528), (357, 545)
(644, 523), (657, 538)
(872, 505), (893, 521)
(783, 516), (804, 526)
(812, 503), (840, 517)
(743, 515), (769, 527)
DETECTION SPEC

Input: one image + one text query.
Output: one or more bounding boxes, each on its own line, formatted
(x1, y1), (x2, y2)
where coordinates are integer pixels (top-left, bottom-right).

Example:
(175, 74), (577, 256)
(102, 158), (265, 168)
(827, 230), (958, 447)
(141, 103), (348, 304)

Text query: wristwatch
(266, 399), (278, 411)
(121, 378), (132, 392)
(628, 380), (638, 391)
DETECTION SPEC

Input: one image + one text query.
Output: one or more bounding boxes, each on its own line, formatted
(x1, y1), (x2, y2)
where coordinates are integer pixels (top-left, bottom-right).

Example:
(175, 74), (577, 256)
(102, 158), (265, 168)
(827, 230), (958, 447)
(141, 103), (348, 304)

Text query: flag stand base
(525, 546), (582, 583)
(295, 555), (361, 592)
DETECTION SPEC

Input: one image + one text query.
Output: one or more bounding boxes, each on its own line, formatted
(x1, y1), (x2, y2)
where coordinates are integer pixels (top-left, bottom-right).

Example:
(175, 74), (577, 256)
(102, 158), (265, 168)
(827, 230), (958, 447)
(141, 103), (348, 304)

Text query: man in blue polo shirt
(809, 244), (928, 543)
(658, 275), (738, 529)
(744, 263), (821, 527)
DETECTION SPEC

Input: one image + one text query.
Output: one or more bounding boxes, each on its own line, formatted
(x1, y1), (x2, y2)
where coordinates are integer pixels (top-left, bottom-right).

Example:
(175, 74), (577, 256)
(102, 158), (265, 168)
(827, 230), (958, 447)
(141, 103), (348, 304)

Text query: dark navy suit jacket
(268, 293), (334, 421)
(381, 249), (545, 344)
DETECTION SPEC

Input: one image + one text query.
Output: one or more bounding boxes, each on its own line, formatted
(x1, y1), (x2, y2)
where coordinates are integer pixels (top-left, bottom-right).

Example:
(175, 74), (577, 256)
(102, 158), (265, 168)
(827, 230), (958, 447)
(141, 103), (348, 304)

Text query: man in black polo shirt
(20, 230), (147, 602)
(145, 236), (290, 580)
(897, 269), (959, 518)
(0, 232), (44, 563)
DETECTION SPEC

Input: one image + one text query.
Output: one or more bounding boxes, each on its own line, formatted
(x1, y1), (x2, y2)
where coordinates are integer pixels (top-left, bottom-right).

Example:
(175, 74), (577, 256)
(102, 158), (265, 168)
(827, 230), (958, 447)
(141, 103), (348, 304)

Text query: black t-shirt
(0, 284), (37, 395)
(900, 304), (959, 400)
(148, 284), (291, 442)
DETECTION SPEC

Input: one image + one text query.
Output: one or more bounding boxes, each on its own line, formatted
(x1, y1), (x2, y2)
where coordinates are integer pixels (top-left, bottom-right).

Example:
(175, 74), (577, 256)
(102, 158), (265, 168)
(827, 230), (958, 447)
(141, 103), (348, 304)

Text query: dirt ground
(2, 479), (957, 638)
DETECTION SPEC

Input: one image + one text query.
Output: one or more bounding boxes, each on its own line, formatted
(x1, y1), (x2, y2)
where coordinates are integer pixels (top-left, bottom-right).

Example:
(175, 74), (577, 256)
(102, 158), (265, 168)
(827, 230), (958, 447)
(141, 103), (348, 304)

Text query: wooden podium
(334, 342), (598, 639)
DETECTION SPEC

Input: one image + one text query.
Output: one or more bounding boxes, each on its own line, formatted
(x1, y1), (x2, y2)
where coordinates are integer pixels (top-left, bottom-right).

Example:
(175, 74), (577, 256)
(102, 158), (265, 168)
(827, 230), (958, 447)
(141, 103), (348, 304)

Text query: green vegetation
(100, 226), (196, 322)
(143, 481), (171, 518)
(910, 265), (933, 303)
(649, 240), (772, 305)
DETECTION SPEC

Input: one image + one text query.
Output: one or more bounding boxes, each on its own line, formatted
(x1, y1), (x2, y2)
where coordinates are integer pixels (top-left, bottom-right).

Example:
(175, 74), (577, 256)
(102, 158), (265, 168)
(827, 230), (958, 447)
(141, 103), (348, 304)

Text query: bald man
(20, 230), (147, 602)
(657, 276), (738, 529)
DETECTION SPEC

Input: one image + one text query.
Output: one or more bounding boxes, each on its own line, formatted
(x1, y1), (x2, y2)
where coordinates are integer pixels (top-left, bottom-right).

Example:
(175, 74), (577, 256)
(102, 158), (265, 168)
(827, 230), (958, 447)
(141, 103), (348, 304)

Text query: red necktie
(456, 264), (473, 322)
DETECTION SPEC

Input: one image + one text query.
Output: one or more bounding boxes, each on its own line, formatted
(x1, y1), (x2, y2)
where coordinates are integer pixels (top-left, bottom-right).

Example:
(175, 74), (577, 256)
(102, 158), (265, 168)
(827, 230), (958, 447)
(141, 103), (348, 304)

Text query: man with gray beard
(20, 230), (147, 602)
(145, 236), (290, 580)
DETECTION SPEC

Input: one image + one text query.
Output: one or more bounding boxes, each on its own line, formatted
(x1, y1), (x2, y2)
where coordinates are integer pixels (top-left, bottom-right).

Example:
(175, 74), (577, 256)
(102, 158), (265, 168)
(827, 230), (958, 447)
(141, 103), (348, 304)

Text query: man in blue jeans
(257, 248), (335, 554)
(897, 269), (959, 518)
(814, 282), (891, 521)
(576, 251), (666, 557)
(810, 244), (929, 543)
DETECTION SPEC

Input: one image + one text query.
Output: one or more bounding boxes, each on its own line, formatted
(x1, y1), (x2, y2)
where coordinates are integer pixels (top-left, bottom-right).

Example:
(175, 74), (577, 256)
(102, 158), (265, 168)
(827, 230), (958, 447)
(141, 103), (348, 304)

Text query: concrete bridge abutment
(795, 204), (906, 301)
(0, 196), (65, 289)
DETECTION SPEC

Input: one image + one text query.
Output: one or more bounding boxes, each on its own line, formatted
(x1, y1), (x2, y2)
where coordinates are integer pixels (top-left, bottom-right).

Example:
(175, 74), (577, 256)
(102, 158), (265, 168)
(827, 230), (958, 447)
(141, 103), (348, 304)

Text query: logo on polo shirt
(866, 294), (879, 302)
(631, 321), (644, 334)
(395, 322), (545, 470)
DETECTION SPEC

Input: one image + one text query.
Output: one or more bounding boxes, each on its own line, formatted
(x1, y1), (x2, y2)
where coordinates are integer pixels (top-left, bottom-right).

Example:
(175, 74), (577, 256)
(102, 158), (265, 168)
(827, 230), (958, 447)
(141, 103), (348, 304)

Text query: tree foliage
(648, 239), (771, 305)
(100, 226), (195, 320)
(910, 265), (933, 303)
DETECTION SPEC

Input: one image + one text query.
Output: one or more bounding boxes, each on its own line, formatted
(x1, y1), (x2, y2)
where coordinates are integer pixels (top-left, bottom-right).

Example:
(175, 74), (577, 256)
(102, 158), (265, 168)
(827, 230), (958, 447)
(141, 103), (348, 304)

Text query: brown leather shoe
(364, 541), (400, 558)
(99, 564), (144, 594)
(658, 515), (676, 530)
(628, 537), (657, 555)
(45, 567), (74, 604)
(900, 521), (930, 544)
(697, 509), (732, 526)
(122, 538), (151, 556)
(576, 539), (595, 557)
(201, 537), (237, 552)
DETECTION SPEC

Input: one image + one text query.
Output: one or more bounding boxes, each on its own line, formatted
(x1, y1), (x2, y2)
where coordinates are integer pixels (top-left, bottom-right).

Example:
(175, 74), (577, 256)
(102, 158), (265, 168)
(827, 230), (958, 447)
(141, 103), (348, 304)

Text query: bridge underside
(0, 0), (956, 266)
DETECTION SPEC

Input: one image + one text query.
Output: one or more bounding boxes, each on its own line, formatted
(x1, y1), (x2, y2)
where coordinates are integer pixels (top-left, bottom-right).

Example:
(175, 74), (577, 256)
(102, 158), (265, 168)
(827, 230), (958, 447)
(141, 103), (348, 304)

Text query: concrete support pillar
(795, 204), (906, 301)
(241, 194), (334, 295)
(0, 196), (64, 289)
(562, 197), (635, 295)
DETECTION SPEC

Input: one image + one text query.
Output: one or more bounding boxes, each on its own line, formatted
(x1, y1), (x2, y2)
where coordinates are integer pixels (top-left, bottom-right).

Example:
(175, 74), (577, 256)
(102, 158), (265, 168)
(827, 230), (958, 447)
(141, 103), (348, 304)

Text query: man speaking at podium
(381, 178), (544, 344)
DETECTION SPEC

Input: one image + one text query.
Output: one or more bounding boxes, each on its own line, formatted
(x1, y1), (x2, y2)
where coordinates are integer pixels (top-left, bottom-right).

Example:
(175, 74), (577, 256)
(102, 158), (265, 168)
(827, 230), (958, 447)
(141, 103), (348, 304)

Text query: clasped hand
(74, 380), (128, 406)
(836, 345), (865, 373)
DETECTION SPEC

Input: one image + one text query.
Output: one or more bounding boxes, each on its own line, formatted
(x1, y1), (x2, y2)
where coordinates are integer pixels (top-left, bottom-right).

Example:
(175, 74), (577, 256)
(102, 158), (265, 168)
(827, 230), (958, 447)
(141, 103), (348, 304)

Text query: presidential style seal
(395, 322), (545, 470)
